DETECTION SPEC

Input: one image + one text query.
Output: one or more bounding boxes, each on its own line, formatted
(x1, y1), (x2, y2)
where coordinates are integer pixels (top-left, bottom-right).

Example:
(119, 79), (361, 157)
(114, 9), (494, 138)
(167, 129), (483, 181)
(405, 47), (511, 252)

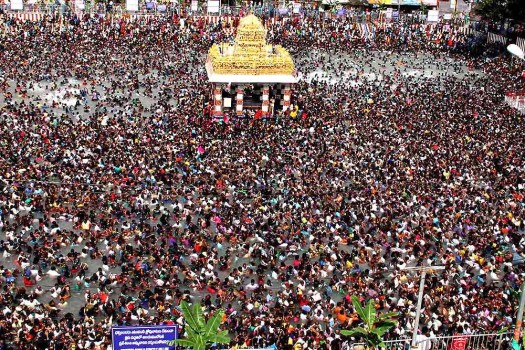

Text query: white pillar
(282, 84), (291, 111)
(261, 84), (270, 115)
(212, 84), (223, 117)
(236, 85), (244, 116)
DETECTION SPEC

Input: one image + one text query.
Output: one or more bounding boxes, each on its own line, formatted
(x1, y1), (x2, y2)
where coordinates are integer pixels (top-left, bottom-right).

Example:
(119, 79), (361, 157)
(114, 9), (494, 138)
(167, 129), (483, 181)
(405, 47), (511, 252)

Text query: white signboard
(386, 8), (393, 19)
(292, 2), (301, 14)
(444, 13), (452, 20)
(75, 0), (85, 10)
(427, 9), (439, 22)
(223, 98), (232, 108)
(450, 0), (456, 9)
(422, 0), (437, 5)
(207, 0), (220, 13)
(126, 0), (138, 11)
(11, 0), (24, 10)
(191, 0), (198, 11)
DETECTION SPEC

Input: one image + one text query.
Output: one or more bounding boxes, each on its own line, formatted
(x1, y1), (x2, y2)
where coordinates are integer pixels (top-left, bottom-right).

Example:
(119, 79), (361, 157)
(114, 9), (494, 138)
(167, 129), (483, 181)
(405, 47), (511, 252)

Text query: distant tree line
(474, 0), (525, 23)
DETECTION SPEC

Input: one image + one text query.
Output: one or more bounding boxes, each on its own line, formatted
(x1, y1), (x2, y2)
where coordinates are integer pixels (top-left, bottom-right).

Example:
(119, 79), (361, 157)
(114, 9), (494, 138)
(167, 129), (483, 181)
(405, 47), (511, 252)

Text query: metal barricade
(421, 332), (510, 350)
(351, 332), (512, 350)
(506, 91), (525, 115)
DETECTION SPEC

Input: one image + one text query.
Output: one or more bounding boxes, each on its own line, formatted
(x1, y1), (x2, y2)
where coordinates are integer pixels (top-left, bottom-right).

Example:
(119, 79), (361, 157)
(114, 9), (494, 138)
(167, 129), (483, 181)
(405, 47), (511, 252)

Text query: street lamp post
(400, 265), (445, 349)
(514, 282), (525, 343)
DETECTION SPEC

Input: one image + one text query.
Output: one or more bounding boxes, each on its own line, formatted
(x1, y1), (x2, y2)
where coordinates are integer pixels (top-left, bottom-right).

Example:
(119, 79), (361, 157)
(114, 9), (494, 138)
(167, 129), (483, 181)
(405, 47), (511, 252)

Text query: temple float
(206, 14), (297, 118)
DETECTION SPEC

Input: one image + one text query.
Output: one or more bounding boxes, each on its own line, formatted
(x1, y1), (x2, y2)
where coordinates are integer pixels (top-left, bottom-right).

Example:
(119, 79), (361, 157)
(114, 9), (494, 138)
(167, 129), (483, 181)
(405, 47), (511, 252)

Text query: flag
(449, 335), (468, 350)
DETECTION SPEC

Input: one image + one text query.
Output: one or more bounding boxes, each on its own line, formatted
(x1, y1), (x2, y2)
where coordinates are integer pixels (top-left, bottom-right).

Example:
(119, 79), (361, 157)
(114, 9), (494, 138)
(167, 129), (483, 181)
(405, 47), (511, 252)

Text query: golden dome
(238, 14), (263, 27)
(206, 14), (295, 76)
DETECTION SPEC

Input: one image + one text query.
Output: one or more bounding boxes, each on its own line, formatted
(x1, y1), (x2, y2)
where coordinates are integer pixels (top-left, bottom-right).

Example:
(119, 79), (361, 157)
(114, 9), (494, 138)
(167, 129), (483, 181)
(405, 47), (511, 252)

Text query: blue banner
(112, 325), (178, 350)
(401, 0), (420, 5)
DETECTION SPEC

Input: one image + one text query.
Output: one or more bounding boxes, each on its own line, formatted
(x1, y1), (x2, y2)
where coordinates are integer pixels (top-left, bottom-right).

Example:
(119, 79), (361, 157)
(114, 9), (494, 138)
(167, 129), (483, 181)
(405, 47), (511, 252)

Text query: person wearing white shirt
(245, 279), (259, 291)
(415, 327), (432, 350)
(47, 268), (61, 278)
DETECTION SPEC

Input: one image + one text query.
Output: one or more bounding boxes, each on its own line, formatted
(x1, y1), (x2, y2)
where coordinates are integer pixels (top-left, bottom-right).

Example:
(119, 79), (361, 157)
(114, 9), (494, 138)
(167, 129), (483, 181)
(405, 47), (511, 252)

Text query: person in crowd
(0, 9), (524, 350)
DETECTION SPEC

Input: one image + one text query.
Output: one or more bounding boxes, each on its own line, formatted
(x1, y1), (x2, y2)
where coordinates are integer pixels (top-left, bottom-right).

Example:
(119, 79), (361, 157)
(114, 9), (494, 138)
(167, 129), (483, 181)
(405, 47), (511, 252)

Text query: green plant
(475, 0), (525, 22)
(420, 3), (428, 15)
(168, 301), (230, 350)
(340, 296), (398, 349)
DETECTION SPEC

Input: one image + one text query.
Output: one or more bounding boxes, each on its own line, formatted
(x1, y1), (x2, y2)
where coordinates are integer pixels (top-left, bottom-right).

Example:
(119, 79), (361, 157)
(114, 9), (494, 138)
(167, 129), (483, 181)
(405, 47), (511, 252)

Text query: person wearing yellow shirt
(290, 105), (298, 118)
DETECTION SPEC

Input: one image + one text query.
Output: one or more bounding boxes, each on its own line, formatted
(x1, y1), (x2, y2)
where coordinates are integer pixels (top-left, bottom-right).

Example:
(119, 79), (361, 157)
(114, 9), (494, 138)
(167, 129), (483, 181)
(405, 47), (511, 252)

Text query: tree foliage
(168, 301), (230, 350)
(474, 0), (525, 23)
(341, 296), (398, 349)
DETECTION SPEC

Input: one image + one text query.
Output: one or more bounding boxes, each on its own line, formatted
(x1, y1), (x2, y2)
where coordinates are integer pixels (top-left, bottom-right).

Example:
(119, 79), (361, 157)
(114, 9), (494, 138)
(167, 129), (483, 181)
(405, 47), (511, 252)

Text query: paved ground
(0, 49), (481, 318)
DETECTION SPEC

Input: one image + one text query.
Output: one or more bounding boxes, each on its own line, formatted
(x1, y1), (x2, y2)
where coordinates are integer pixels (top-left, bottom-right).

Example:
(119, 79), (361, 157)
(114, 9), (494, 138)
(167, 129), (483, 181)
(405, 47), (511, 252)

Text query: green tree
(340, 296), (398, 349)
(474, 0), (525, 23)
(420, 3), (428, 15)
(169, 301), (230, 350)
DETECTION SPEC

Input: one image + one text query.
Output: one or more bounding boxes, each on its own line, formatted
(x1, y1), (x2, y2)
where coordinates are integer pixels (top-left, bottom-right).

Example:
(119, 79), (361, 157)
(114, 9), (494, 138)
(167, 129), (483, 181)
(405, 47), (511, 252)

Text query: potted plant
(341, 296), (398, 350)
(169, 301), (230, 350)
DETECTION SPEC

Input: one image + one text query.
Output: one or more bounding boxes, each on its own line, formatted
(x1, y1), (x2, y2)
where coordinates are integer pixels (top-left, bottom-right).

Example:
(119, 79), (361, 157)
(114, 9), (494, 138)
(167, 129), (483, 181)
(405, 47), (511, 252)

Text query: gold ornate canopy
(207, 14), (295, 77)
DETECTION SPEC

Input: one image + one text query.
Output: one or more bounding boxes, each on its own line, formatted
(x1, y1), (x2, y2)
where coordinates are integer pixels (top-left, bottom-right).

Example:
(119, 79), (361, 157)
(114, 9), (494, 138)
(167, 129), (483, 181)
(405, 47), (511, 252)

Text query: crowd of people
(0, 9), (525, 350)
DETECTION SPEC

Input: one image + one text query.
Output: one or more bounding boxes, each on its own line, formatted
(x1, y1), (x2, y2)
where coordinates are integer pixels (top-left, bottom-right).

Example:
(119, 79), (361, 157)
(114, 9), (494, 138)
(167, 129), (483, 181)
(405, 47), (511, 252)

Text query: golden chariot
(206, 14), (297, 117)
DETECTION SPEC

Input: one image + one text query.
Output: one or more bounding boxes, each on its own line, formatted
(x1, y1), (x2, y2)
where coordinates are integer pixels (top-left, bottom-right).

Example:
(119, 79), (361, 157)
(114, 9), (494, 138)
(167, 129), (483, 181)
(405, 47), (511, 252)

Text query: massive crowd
(0, 9), (524, 350)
